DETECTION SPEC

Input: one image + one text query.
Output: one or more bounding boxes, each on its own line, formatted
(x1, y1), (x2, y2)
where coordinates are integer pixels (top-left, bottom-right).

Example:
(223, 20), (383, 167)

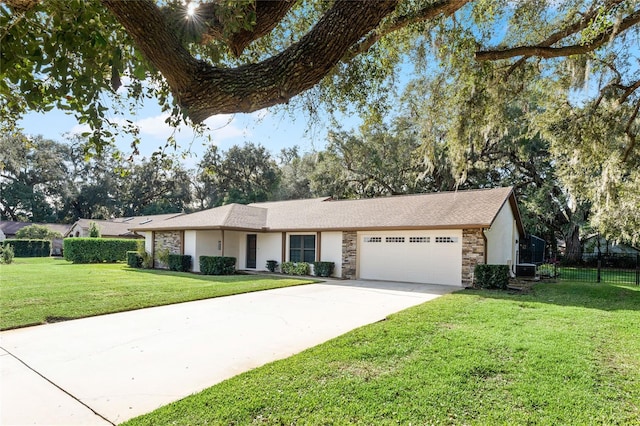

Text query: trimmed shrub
(2, 239), (50, 257)
(88, 221), (101, 238)
(266, 260), (279, 272)
(15, 224), (62, 240)
(1, 244), (15, 264)
(281, 261), (310, 276)
(168, 254), (192, 272)
(140, 251), (154, 269)
(313, 261), (335, 277)
(200, 256), (236, 275)
(474, 264), (510, 289)
(64, 238), (142, 263)
(127, 251), (143, 268)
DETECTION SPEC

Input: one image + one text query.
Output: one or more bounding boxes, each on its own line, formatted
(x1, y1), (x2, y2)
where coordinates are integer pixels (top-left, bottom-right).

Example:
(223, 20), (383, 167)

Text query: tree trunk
(564, 225), (582, 263)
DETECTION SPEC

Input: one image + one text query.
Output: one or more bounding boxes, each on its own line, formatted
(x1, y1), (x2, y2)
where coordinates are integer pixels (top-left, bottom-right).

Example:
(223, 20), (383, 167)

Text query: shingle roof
(66, 213), (184, 237)
(130, 187), (522, 234)
(0, 221), (71, 237)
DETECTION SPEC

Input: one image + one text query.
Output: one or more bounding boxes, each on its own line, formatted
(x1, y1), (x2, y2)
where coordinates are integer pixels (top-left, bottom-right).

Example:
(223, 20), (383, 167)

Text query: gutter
(482, 228), (488, 264)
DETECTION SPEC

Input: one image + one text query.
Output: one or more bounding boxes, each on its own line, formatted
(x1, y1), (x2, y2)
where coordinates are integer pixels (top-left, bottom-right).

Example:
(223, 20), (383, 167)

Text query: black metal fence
(552, 252), (640, 285)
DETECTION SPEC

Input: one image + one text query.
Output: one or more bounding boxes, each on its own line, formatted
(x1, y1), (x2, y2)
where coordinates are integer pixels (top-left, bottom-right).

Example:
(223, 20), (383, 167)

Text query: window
(409, 237), (430, 243)
(385, 237), (405, 243)
(435, 236), (458, 243)
(290, 235), (316, 263)
(364, 236), (382, 243)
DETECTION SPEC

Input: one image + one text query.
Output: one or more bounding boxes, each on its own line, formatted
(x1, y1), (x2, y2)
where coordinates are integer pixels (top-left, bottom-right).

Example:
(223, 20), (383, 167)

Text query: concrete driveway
(0, 280), (455, 425)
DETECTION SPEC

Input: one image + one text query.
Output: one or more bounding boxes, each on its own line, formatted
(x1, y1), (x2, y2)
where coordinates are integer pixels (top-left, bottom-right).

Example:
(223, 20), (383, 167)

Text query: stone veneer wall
(153, 231), (182, 269)
(462, 228), (485, 286)
(341, 231), (357, 279)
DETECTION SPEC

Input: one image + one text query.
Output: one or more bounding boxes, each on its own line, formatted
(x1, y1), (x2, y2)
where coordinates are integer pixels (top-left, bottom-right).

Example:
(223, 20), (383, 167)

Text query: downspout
(281, 232), (286, 263)
(221, 229), (225, 256)
(481, 228), (488, 264)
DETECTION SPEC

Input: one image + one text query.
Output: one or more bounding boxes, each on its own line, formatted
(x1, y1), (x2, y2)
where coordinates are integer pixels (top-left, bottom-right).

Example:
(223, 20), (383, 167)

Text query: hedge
(281, 261), (310, 276)
(313, 261), (335, 277)
(266, 260), (279, 272)
(2, 239), (50, 257)
(168, 254), (192, 272)
(127, 251), (143, 268)
(200, 256), (236, 275)
(474, 264), (510, 289)
(64, 238), (142, 263)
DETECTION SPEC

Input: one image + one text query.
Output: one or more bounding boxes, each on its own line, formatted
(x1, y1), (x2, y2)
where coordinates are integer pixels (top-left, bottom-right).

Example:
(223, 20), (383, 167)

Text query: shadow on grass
(463, 280), (640, 312)
(123, 267), (319, 284)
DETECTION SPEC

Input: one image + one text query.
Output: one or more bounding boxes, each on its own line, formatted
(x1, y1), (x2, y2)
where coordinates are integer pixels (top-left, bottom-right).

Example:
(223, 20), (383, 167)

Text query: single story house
(582, 234), (640, 257)
(130, 187), (523, 287)
(65, 214), (183, 239)
(0, 221), (72, 255)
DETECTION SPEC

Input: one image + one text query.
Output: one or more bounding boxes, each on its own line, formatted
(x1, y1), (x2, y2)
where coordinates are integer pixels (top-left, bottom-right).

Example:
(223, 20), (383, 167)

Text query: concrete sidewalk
(0, 280), (455, 425)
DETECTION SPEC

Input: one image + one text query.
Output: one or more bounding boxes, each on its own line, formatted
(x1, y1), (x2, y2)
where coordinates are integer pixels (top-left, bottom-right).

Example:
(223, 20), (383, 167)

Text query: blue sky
(18, 98), (345, 167)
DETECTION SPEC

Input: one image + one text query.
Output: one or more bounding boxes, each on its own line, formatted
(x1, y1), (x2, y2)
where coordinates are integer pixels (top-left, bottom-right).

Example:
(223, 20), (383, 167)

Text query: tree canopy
(2, 1), (638, 147)
(1, 0), (638, 242)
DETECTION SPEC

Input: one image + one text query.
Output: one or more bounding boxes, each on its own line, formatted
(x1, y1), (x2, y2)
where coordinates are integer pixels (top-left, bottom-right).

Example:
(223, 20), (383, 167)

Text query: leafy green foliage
(155, 248), (170, 268)
(14, 224), (62, 240)
(281, 261), (310, 276)
(88, 221), (101, 238)
(63, 237), (141, 263)
(2, 239), (50, 257)
(0, 133), (72, 222)
(313, 261), (335, 277)
(1, 244), (14, 264)
(265, 260), (278, 272)
(167, 254), (192, 272)
(198, 143), (280, 206)
(0, 133), (194, 222)
(127, 250), (142, 268)
(474, 264), (510, 289)
(199, 256), (236, 275)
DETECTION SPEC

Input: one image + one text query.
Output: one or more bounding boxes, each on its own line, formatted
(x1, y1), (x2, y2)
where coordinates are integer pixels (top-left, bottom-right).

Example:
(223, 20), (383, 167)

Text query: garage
(358, 230), (463, 285)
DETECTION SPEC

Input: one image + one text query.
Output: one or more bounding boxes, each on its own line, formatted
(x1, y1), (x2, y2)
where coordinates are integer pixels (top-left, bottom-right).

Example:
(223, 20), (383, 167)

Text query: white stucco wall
(144, 232), (153, 254)
(182, 230), (221, 273)
(223, 230), (241, 270)
(183, 230), (197, 269)
(255, 233), (282, 271)
(485, 201), (520, 273)
(320, 231), (343, 278)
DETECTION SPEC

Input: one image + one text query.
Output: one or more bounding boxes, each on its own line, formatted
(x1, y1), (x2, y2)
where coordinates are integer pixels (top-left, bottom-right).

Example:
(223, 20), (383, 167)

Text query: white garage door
(358, 230), (462, 286)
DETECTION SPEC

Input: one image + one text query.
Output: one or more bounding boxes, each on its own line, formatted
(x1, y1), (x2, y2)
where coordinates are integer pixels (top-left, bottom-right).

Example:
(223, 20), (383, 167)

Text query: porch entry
(246, 234), (257, 268)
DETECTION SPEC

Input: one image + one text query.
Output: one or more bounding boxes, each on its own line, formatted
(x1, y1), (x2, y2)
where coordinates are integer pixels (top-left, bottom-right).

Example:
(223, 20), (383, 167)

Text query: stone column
(153, 230), (182, 268)
(462, 228), (485, 286)
(341, 231), (357, 279)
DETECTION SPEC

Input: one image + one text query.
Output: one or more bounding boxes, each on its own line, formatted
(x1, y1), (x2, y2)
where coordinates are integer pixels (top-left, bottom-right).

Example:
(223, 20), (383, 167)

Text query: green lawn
(125, 281), (640, 426)
(0, 257), (316, 330)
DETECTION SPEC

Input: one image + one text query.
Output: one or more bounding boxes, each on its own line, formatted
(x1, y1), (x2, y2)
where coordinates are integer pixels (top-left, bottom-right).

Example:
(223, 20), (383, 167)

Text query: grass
(124, 280), (640, 426)
(0, 257), (316, 330)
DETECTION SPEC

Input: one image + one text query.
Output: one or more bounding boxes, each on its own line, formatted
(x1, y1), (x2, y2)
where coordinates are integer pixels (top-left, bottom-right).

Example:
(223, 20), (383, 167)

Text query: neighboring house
(65, 214), (183, 239)
(582, 235), (640, 257)
(0, 228), (5, 242)
(0, 221), (72, 255)
(129, 187), (524, 287)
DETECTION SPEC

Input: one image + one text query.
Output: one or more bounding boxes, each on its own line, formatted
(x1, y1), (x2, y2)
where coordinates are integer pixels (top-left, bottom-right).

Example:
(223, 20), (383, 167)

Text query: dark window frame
(289, 234), (316, 263)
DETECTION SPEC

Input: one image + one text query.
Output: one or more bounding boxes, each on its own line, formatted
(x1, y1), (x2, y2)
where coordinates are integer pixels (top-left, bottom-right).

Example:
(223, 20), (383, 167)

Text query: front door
(246, 234), (257, 268)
